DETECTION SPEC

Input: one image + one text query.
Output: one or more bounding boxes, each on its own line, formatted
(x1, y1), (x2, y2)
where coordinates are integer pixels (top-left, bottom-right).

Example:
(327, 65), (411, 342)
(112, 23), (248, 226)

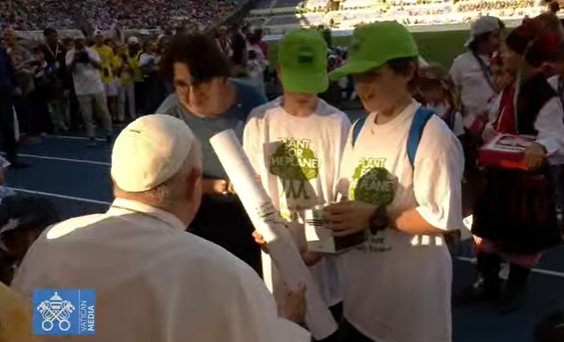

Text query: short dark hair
(43, 27), (57, 37)
(160, 33), (231, 82)
(387, 56), (420, 91)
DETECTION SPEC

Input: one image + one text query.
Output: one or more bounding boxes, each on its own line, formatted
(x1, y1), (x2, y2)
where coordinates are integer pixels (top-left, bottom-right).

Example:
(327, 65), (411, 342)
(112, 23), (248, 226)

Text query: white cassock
(12, 198), (310, 342)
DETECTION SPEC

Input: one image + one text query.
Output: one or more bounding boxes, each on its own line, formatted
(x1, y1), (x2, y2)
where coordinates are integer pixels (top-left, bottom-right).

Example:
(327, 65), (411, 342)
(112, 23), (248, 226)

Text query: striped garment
(472, 235), (541, 268)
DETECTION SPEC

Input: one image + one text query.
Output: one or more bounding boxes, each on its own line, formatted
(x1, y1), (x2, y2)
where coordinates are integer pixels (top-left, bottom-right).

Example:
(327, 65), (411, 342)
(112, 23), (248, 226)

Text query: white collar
(108, 198), (186, 231)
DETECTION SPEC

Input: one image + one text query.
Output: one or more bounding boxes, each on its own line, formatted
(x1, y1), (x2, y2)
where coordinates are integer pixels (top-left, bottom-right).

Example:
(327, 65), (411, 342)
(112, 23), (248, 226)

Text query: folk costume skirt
(472, 167), (562, 255)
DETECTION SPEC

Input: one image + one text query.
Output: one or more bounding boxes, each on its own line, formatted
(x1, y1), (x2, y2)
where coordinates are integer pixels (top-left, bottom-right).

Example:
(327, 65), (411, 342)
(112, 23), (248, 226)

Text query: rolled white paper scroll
(210, 129), (338, 340)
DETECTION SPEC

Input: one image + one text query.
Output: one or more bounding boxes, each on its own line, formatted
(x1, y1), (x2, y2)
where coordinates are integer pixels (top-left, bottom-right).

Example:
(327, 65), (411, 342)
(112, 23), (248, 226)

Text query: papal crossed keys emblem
(37, 292), (76, 332)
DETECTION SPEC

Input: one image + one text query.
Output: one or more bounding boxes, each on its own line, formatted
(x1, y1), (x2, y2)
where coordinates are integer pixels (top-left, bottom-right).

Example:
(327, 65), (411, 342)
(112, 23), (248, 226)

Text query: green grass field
(267, 29), (471, 68)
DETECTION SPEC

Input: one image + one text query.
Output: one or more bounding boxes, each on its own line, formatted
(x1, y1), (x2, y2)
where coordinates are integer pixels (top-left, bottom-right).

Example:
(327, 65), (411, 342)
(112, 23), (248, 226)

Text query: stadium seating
(247, 0), (546, 34)
(0, 0), (548, 34)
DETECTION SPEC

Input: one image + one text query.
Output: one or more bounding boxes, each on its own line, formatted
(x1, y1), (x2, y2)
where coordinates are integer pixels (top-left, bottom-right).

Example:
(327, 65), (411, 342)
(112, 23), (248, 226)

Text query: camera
(75, 50), (90, 64)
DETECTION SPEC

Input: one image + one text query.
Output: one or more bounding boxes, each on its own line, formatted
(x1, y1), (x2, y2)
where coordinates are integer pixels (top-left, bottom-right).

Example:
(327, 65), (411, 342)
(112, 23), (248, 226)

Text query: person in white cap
(450, 16), (505, 129)
(11, 115), (310, 342)
(66, 31), (113, 146)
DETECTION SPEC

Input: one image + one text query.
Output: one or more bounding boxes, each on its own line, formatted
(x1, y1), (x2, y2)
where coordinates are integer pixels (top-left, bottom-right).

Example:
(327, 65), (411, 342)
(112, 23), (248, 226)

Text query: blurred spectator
(66, 33), (113, 145)
(92, 30), (119, 121)
(216, 25), (233, 58)
(114, 43), (136, 122)
(231, 23), (249, 76)
(0, 44), (21, 167)
(40, 27), (70, 133)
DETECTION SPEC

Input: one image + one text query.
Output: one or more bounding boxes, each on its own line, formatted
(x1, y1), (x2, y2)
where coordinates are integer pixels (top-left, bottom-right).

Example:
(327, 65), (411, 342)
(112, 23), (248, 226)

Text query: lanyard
(513, 68), (522, 134)
(45, 43), (59, 60)
(471, 51), (495, 92)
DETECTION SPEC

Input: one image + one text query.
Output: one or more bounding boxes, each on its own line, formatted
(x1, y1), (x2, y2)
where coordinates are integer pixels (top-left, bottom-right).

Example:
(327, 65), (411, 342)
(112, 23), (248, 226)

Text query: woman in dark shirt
(157, 33), (268, 274)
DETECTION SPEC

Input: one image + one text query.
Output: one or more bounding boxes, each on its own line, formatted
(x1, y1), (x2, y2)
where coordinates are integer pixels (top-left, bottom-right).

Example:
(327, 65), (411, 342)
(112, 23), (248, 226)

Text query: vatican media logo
(33, 289), (95, 335)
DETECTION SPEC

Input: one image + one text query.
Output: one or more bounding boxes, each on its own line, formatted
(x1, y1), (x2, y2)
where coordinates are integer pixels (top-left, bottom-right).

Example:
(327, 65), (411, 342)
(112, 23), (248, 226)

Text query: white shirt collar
(108, 198), (186, 231)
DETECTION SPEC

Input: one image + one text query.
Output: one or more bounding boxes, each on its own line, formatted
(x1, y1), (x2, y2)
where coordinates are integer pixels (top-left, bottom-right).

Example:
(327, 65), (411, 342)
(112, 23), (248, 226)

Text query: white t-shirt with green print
(336, 100), (464, 342)
(243, 96), (351, 307)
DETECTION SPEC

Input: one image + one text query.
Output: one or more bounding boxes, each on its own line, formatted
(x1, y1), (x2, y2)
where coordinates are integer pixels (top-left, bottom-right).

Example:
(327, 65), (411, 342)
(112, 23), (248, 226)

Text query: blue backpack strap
(351, 117), (367, 148)
(407, 107), (435, 167)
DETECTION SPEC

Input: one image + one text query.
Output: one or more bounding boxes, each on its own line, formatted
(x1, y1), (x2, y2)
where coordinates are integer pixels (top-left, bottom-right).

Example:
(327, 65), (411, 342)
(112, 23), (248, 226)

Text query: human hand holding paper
(210, 130), (338, 340)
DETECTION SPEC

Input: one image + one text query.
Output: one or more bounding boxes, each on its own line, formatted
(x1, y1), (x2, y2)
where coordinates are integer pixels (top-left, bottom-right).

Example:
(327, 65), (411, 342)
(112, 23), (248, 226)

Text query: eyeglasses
(175, 77), (210, 96)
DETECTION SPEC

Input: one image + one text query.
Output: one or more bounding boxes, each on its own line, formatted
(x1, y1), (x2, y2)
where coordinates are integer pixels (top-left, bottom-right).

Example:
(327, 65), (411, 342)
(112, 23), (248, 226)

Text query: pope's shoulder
(35, 212), (264, 286)
(155, 226), (267, 291)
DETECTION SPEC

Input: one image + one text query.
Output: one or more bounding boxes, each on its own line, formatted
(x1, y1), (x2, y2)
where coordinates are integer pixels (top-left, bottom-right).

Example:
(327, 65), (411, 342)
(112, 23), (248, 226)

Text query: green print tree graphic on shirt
(268, 138), (320, 217)
(349, 157), (398, 253)
(349, 158), (397, 207)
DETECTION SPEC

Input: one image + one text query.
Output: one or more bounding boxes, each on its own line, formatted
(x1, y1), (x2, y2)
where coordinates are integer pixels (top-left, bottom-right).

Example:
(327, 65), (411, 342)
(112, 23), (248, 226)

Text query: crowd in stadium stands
(245, 0), (543, 33)
(0, 0), (235, 31)
(387, 5), (453, 17)
(0, 0), (545, 32)
(455, 0), (536, 12)
(0, 22), (270, 146)
(388, 0), (451, 5)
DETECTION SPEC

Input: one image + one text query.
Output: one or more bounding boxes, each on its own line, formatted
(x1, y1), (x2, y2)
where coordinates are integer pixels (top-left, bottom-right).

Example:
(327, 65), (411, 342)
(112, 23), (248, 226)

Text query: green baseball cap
(278, 28), (329, 94)
(329, 21), (419, 81)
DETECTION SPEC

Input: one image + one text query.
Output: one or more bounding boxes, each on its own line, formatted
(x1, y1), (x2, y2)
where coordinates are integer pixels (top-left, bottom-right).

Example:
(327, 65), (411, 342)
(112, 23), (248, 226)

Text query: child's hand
(275, 283), (306, 324)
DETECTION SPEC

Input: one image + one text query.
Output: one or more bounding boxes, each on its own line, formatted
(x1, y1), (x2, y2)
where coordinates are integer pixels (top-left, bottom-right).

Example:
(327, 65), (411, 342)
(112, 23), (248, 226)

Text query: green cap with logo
(278, 28), (329, 94)
(329, 21), (419, 81)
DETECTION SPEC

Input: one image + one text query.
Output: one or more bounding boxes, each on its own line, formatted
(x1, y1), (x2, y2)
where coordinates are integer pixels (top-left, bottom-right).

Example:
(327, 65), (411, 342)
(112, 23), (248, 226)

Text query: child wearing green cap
(243, 28), (350, 324)
(323, 21), (464, 342)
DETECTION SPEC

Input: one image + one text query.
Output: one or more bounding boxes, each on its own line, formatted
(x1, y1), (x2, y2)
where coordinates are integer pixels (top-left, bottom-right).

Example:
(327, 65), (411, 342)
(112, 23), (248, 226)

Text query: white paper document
(210, 130), (338, 340)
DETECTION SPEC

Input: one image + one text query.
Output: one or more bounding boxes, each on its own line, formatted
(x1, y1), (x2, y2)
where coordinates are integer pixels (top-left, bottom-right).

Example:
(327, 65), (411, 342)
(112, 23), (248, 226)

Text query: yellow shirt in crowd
(0, 282), (37, 342)
(92, 44), (115, 84)
(127, 50), (143, 83)
(113, 55), (135, 86)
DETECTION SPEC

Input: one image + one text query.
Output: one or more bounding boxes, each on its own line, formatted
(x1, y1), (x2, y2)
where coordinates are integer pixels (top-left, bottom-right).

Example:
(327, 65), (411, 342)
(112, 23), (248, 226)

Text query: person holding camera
(66, 32), (113, 146)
